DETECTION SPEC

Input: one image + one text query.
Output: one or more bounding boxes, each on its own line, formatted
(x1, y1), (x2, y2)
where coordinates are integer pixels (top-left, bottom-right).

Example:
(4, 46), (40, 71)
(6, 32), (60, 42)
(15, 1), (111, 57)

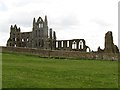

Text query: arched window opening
(22, 39), (24, 42)
(72, 41), (77, 49)
(61, 41), (63, 47)
(79, 40), (83, 49)
(14, 44), (16, 47)
(39, 18), (42, 22)
(67, 41), (69, 47)
(39, 23), (43, 28)
(56, 42), (58, 48)
(15, 38), (17, 41)
(86, 48), (90, 52)
(27, 38), (29, 42)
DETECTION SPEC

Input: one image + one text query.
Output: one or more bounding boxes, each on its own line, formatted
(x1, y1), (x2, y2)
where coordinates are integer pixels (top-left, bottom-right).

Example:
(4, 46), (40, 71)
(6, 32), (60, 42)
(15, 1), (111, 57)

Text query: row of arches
(72, 41), (84, 49)
(56, 39), (91, 52)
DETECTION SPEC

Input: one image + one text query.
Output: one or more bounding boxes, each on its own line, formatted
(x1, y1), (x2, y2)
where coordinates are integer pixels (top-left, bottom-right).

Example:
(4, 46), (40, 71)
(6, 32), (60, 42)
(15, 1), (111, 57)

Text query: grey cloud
(0, 20), (10, 33)
(1, 10), (47, 33)
(8, 10), (45, 27)
(0, 32), (9, 46)
(60, 15), (79, 27)
(9, 15), (32, 27)
(49, 14), (79, 31)
(91, 19), (112, 27)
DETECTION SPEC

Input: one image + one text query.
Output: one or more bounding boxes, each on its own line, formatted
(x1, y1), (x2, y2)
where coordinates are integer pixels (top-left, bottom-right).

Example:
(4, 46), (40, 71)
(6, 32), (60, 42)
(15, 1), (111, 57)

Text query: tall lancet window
(39, 23), (43, 28)
(72, 41), (77, 49)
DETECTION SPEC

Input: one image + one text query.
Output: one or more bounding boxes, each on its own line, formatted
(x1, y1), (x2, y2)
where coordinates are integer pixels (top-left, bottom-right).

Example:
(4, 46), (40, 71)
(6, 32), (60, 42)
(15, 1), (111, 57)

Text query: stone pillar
(58, 41), (61, 49)
(50, 28), (52, 39)
(104, 31), (114, 53)
(63, 40), (67, 49)
(49, 28), (52, 50)
(76, 41), (79, 51)
(83, 40), (86, 51)
(52, 31), (56, 50)
(69, 40), (72, 50)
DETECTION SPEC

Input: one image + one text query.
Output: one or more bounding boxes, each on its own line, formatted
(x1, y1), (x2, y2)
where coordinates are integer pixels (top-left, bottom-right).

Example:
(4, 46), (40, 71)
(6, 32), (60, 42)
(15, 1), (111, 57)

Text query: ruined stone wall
(104, 31), (119, 53)
(7, 16), (57, 50)
(56, 39), (90, 52)
(2, 47), (119, 61)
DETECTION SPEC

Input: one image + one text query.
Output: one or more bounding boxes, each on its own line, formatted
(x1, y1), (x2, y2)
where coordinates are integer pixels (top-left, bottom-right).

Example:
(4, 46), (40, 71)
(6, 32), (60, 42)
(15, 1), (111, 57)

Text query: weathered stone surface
(6, 16), (90, 52)
(104, 31), (119, 53)
(97, 46), (104, 53)
(7, 16), (56, 50)
(56, 39), (90, 52)
(6, 16), (119, 54)
(2, 46), (119, 60)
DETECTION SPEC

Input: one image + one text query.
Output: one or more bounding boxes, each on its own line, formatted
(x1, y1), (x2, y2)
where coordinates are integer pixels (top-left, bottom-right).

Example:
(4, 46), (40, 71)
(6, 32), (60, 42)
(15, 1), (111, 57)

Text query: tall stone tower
(7, 16), (57, 50)
(104, 31), (119, 53)
(49, 28), (56, 50)
(7, 25), (21, 47)
(104, 31), (114, 53)
(32, 16), (49, 49)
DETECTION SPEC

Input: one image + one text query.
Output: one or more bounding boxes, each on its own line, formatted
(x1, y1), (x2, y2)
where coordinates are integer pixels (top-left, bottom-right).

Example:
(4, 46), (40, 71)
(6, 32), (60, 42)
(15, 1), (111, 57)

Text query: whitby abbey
(5, 16), (119, 60)
(7, 16), (91, 52)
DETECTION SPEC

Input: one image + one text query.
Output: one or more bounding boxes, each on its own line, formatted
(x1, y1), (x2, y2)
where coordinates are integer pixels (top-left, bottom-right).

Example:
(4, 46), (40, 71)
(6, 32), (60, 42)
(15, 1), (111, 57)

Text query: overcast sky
(0, 0), (119, 51)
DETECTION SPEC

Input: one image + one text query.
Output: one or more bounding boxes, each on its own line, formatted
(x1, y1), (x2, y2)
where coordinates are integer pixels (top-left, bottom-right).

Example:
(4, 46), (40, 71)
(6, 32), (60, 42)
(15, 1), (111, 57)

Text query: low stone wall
(1, 46), (119, 60)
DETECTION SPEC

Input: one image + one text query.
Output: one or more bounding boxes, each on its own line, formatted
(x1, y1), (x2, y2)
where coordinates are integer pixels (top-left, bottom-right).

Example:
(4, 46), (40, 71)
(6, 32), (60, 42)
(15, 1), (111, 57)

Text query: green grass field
(2, 52), (118, 88)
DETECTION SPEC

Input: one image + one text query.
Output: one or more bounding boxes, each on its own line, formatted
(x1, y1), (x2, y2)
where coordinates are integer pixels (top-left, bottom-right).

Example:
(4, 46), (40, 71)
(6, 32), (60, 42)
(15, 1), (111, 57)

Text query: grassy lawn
(2, 52), (118, 88)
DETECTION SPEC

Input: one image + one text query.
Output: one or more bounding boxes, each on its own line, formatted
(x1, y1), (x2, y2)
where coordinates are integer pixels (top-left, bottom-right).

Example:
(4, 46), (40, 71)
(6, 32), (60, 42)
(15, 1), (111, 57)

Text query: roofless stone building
(6, 16), (119, 53)
(7, 16), (56, 50)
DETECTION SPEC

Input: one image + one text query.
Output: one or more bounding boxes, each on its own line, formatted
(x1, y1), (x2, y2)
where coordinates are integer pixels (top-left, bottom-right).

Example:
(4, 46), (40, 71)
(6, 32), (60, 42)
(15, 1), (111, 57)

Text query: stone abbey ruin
(5, 16), (119, 60)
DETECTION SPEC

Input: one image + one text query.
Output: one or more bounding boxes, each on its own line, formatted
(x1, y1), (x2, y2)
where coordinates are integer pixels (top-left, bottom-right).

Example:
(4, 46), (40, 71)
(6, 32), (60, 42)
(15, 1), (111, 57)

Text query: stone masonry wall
(1, 47), (119, 60)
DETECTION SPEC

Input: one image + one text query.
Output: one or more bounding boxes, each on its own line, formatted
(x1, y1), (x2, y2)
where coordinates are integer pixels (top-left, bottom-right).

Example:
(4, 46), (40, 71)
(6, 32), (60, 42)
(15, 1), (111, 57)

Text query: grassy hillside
(2, 52), (118, 88)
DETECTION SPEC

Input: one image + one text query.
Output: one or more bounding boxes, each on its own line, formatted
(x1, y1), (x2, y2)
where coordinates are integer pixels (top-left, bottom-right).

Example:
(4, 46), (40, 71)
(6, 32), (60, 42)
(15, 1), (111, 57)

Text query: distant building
(7, 16), (56, 50)
(7, 16), (119, 53)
